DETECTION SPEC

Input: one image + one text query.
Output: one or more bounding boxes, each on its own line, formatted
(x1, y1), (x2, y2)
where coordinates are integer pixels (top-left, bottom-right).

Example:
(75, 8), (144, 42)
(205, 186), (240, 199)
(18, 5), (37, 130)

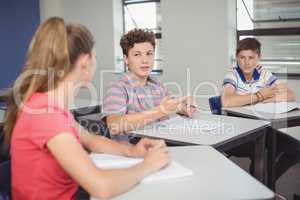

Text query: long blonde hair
(4, 17), (94, 145)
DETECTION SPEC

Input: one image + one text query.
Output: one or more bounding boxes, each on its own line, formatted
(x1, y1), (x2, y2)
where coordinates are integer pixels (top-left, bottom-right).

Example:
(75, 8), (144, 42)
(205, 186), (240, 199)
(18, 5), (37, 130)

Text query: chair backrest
(0, 128), (10, 162)
(76, 115), (111, 139)
(208, 96), (222, 115)
(94, 117), (111, 139)
(0, 160), (11, 200)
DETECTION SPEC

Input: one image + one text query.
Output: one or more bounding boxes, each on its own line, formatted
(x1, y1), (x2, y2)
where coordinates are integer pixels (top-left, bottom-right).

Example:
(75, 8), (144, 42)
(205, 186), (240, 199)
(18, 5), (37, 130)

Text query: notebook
(90, 153), (194, 183)
(243, 102), (300, 114)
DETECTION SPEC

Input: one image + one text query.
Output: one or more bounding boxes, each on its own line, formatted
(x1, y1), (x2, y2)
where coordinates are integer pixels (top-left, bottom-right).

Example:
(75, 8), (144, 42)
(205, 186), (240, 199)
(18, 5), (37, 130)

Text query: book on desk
(243, 102), (300, 114)
(90, 153), (194, 183)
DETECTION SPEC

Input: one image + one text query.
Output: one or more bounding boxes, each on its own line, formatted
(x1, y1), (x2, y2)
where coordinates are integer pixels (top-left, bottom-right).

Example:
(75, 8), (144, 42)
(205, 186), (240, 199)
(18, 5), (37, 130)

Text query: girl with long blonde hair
(4, 17), (169, 200)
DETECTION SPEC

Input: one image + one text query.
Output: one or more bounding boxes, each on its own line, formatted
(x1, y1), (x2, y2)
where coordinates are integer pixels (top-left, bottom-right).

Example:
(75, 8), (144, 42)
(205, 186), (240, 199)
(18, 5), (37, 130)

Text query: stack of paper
(90, 153), (194, 183)
(244, 102), (300, 114)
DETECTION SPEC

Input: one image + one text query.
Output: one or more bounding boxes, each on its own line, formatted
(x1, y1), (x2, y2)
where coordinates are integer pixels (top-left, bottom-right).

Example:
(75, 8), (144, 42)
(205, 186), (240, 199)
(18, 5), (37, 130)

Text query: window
(236, 0), (300, 75)
(123, 0), (163, 72)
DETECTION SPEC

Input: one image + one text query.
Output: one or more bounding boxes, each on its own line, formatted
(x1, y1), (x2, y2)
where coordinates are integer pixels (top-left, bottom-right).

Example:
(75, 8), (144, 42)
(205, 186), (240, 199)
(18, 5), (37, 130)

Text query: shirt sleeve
(102, 82), (128, 116)
(265, 70), (278, 86)
(161, 82), (172, 97)
(29, 110), (76, 150)
(223, 71), (238, 89)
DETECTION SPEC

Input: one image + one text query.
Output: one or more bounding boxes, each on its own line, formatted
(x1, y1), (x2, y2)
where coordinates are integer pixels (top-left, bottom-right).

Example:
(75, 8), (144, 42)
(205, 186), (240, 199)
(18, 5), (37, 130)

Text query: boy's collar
(125, 72), (154, 88)
(236, 65), (260, 82)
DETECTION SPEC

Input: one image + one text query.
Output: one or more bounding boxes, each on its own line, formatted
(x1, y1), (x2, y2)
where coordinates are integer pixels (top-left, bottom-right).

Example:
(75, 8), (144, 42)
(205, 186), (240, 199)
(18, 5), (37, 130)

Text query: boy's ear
(258, 54), (262, 59)
(123, 55), (129, 65)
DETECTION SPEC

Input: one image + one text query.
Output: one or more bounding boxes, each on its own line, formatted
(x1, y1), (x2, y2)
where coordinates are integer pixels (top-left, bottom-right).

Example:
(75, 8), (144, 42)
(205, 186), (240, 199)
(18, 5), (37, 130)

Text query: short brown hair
(120, 28), (155, 56)
(236, 38), (261, 56)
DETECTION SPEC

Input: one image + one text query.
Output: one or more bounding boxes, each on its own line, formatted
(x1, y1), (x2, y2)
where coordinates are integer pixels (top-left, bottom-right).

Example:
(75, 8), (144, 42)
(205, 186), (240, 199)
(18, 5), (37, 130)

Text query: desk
(90, 146), (274, 200)
(223, 106), (300, 190)
(130, 113), (270, 182)
(279, 126), (300, 142)
(277, 126), (300, 162)
(223, 106), (300, 128)
(0, 89), (9, 102)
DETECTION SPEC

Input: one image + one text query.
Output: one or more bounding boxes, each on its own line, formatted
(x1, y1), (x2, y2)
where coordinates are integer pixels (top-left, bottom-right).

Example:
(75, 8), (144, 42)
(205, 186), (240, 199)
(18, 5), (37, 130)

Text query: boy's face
(236, 49), (260, 75)
(124, 42), (154, 80)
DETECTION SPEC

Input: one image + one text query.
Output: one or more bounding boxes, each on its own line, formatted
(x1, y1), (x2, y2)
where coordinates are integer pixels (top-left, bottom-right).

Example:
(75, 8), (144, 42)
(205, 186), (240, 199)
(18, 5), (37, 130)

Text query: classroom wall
(40, 0), (123, 102)
(160, 0), (236, 108)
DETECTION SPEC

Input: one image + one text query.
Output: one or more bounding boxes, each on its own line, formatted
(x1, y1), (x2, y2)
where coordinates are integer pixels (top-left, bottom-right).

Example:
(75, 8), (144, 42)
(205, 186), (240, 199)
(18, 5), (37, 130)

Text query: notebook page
(90, 153), (194, 183)
(244, 102), (299, 114)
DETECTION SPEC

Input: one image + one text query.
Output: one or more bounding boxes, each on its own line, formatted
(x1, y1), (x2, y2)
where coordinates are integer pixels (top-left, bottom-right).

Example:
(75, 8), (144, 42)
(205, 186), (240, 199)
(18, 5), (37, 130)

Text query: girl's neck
(48, 80), (76, 110)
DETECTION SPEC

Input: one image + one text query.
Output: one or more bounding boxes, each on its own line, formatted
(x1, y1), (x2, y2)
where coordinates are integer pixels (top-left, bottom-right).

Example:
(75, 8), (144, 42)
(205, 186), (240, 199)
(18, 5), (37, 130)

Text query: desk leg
(253, 131), (266, 183)
(267, 127), (276, 191)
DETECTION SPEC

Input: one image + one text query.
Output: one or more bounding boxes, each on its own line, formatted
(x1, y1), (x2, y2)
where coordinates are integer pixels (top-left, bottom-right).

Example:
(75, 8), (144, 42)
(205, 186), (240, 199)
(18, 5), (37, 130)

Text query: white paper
(90, 153), (194, 183)
(244, 102), (300, 114)
(154, 116), (221, 131)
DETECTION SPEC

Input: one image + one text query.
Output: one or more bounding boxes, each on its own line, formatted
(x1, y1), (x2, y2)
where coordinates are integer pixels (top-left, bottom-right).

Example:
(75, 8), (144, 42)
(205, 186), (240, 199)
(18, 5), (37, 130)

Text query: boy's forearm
(107, 108), (167, 135)
(222, 93), (259, 107)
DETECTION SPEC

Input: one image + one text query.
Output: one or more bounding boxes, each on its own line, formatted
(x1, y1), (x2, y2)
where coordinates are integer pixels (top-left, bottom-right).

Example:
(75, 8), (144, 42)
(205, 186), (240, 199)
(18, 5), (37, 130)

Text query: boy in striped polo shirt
(222, 37), (295, 107)
(103, 29), (195, 141)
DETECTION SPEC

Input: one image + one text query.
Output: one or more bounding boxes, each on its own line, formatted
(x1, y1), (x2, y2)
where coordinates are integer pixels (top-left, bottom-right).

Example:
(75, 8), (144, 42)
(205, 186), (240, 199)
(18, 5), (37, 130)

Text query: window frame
(236, 0), (300, 77)
(121, 0), (163, 73)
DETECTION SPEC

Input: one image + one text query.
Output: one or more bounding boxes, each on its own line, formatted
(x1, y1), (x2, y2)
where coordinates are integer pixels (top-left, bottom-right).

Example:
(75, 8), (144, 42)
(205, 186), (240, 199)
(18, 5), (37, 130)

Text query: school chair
(0, 160), (11, 200)
(208, 96), (222, 115)
(0, 127), (10, 161)
(75, 115), (111, 139)
(93, 117), (111, 139)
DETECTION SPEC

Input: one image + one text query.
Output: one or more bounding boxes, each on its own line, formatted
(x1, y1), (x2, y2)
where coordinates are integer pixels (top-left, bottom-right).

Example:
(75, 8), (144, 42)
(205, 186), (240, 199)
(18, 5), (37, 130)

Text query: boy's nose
(142, 57), (148, 63)
(245, 59), (250, 65)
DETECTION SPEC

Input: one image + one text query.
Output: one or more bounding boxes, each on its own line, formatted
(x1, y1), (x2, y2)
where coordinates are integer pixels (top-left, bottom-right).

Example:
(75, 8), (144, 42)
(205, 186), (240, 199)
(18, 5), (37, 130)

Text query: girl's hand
(130, 138), (166, 158)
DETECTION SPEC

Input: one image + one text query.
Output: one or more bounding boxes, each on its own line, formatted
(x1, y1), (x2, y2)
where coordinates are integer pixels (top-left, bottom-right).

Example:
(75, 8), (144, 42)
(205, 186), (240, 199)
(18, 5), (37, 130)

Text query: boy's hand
(159, 96), (189, 115)
(258, 87), (276, 100)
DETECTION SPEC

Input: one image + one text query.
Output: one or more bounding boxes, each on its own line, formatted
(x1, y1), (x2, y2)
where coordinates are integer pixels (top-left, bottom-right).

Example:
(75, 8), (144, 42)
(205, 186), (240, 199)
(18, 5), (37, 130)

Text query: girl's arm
(76, 120), (166, 158)
(47, 133), (170, 199)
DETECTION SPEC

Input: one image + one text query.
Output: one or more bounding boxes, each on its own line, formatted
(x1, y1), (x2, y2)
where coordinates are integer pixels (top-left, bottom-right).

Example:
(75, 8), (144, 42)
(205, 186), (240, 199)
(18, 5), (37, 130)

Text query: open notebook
(243, 102), (300, 114)
(90, 153), (194, 183)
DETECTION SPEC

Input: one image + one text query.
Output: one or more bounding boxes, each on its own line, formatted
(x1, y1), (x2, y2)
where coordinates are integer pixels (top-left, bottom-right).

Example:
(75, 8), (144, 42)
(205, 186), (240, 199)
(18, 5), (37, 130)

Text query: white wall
(160, 0), (236, 109)
(39, 0), (123, 102)
(39, 0), (63, 19)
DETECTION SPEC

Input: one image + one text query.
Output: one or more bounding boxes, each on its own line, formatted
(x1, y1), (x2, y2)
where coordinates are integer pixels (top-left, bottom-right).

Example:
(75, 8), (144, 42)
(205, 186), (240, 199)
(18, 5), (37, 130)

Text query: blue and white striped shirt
(223, 65), (277, 95)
